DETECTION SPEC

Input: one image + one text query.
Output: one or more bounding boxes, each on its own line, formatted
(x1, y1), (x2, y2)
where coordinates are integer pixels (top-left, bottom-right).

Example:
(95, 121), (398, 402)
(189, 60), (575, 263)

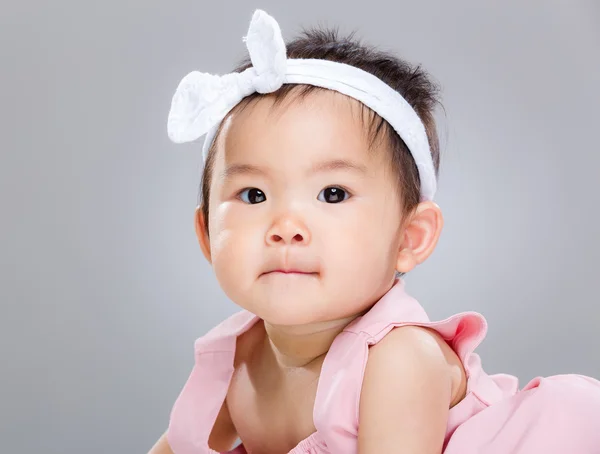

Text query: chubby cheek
(208, 234), (251, 311)
(322, 212), (400, 313)
(208, 206), (263, 301)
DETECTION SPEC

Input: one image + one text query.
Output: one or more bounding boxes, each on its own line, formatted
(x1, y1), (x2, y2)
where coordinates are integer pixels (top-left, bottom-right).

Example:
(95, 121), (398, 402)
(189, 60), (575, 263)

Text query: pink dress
(167, 279), (600, 453)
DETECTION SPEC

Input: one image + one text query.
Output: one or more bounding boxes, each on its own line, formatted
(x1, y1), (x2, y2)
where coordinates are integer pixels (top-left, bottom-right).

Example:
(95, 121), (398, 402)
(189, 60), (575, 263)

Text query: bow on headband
(167, 10), (287, 144)
(167, 9), (437, 201)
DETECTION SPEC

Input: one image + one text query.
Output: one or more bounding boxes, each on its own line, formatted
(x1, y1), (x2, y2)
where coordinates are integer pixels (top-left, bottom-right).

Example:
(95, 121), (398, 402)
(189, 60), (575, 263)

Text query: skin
(149, 89), (466, 454)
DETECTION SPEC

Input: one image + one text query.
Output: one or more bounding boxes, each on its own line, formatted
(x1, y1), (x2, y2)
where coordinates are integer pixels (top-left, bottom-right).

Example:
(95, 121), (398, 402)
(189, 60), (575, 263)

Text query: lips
(261, 255), (320, 278)
(263, 269), (318, 275)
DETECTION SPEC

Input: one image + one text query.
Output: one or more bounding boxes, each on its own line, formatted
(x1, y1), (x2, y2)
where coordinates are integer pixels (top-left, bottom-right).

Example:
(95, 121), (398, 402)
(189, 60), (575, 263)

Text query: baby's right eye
(238, 188), (267, 204)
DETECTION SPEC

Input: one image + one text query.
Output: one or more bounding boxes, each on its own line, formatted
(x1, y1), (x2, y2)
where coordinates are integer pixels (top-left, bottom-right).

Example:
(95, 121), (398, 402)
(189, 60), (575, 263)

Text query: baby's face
(204, 91), (405, 326)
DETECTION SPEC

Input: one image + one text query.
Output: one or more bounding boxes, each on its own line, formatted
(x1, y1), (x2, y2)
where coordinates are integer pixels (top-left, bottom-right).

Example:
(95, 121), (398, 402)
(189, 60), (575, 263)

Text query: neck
(262, 312), (367, 368)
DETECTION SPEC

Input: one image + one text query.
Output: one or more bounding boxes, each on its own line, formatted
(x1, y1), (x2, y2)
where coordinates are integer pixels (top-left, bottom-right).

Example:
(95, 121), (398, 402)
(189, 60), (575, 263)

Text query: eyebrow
(310, 159), (368, 175)
(221, 159), (368, 180)
(220, 163), (267, 180)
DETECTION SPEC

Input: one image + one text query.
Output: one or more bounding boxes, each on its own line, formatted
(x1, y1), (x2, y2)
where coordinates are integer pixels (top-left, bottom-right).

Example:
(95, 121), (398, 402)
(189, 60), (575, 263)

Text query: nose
(266, 215), (311, 246)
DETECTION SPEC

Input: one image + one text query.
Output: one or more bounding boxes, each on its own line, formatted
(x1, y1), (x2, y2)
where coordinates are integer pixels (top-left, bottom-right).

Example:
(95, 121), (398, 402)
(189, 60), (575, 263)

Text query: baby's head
(186, 19), (443, 326)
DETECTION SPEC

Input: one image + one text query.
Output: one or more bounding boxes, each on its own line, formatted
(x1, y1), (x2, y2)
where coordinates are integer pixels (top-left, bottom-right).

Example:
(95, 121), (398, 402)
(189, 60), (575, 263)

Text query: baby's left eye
(317, 186), (351, 204)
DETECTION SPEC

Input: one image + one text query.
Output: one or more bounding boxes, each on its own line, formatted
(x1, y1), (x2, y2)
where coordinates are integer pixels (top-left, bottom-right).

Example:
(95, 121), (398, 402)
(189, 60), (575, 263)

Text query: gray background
(1, 1), (599, 453)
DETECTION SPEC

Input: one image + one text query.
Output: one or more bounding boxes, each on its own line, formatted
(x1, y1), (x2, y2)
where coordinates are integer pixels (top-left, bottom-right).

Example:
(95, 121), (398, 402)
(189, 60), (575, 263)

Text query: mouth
(261, 269), (319, 277)
(260, 268), (319, 278)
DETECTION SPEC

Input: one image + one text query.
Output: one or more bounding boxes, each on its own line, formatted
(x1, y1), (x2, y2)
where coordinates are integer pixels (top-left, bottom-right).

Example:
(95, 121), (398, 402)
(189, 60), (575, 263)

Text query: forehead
(216, 89), (386, 167)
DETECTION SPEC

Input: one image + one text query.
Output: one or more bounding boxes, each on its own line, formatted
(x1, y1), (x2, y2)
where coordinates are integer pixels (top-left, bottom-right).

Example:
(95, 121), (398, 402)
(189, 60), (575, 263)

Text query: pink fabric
(167, 279), (600, 453)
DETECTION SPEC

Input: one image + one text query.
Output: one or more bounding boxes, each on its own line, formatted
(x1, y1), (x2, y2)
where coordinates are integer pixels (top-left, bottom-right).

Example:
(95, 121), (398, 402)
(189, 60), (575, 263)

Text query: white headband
(167, 9), (437, 201)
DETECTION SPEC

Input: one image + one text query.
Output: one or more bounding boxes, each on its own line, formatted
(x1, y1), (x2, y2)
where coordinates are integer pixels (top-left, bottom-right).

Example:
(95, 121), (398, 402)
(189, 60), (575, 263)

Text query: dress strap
(167, 310), (258, 454)
(312, 279), (513, 453)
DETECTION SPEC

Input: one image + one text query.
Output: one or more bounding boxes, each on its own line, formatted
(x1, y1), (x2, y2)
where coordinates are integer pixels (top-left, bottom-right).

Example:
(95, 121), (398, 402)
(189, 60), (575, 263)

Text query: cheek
(326, 202), (400, 264)
(320, 204), (401, 303)
(326, 221), (395, 281)
(208, 205), (263, 293)
(210, 229), (255, 300)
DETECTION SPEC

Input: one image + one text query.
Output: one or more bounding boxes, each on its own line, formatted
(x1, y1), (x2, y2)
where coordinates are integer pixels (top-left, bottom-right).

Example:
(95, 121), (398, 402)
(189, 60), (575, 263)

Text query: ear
(194, 206), (212, 264)
(396, 201), (444, 273)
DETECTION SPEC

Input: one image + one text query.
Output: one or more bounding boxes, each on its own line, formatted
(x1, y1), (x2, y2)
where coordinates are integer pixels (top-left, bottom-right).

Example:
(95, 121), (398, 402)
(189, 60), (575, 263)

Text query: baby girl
(149, 9), (600, 454)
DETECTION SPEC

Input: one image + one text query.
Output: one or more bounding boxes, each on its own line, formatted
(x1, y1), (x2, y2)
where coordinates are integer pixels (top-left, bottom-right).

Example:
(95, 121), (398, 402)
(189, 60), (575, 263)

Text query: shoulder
(358, 326), (456, 452)
(365, 325), (449, 378)
(362, 325), (466, 406)
(195, 310), (258, 353)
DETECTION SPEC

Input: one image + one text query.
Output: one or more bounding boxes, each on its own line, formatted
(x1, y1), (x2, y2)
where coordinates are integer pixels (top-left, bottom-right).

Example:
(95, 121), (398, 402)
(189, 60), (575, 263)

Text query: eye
(317, 186), (350, 204)
(238, 187), (266, 204)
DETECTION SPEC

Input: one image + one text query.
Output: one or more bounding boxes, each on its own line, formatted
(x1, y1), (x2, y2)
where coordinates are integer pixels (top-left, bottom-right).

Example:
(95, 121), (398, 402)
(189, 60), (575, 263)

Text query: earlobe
(396, 202), (444, 273)
(194, 206), (212, 264)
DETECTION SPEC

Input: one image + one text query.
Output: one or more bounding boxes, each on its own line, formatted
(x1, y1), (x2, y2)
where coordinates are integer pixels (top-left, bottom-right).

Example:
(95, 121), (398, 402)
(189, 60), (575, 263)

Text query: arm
(147, 431), (173, 454)
(148, 399), (238, 454)
(358, 326), (453, 454)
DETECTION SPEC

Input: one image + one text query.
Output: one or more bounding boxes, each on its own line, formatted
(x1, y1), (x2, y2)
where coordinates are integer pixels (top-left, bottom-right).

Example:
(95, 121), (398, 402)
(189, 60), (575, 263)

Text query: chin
(223, 272), (367, 325)
(248, 293), (330, 326)
(260, 312), (326, 327)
